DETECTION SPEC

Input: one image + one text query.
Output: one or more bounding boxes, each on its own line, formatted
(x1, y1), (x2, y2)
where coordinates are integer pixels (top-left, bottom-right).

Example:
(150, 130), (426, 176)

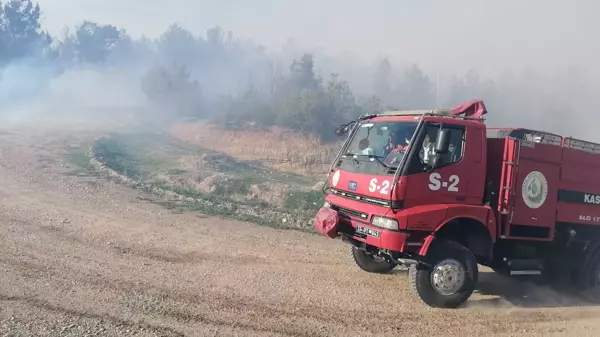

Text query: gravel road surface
(2, 127), (600, 337)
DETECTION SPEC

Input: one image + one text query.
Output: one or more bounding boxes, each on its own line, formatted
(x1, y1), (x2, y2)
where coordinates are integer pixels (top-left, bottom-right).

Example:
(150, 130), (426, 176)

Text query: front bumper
(313, 206), (410, 252)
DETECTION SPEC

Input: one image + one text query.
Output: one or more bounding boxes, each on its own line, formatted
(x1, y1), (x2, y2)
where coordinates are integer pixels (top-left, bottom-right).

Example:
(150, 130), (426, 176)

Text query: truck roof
(381, 109), (451, 116)
(378, 109), (484, 121)
(377, 99), (488, 121)
(375, 99), (600, 155)
(488, 127), (600, 155)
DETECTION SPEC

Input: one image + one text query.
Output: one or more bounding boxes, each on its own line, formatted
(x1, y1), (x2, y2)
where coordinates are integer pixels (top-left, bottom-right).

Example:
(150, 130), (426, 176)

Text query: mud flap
(314, 207), (339, 238)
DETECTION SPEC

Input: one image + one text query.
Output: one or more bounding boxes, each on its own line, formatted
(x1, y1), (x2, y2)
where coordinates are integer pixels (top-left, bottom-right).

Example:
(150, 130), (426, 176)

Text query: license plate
(356, 225), (380, 238)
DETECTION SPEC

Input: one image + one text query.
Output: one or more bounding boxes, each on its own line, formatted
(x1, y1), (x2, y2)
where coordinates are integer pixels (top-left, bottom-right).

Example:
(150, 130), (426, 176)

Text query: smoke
(0, 60), (145, 129)
(1, 0), (599, 140)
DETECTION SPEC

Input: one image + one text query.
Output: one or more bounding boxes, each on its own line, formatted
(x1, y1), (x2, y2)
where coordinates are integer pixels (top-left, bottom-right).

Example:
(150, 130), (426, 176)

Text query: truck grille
(332, 205), (368, 220)
(328, 188), (403, 208)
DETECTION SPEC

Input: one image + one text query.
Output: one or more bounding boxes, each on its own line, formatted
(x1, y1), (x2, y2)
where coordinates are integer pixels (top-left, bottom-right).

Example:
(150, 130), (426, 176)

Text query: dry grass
(169, 122), (341, 177)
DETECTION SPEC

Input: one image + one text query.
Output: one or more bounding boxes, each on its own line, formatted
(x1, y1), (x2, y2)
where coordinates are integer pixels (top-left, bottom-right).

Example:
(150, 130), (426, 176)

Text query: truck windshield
(344, 120), (419, 168)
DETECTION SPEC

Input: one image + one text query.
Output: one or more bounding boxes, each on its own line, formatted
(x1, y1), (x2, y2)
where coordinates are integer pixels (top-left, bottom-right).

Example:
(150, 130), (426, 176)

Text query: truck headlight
(323, 201), (331, 208)
(371, 216), (399, 230)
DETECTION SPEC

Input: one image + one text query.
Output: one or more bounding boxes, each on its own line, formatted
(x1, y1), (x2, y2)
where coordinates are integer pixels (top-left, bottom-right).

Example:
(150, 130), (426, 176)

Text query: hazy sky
(36, 0), (598, 76)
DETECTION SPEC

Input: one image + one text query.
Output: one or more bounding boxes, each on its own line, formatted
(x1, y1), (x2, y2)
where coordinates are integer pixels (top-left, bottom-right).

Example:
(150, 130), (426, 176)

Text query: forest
(0, 0), (594, 141)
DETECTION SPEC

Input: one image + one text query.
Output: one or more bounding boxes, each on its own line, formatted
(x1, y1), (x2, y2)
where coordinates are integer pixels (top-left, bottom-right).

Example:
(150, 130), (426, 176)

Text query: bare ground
(2, 127), (600, 337)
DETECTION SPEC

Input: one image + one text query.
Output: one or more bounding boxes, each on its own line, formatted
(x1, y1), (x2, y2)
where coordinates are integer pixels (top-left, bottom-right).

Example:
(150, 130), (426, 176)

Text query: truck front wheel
(351, 246), (396, 274)
(409, 240), (478, 308)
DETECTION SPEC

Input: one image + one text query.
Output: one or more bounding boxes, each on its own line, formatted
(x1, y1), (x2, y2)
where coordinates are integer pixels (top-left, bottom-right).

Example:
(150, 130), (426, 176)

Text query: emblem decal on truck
(428, 173), (460, 192)
(331, 170), (340, 187)
(522, 171), (548, 209)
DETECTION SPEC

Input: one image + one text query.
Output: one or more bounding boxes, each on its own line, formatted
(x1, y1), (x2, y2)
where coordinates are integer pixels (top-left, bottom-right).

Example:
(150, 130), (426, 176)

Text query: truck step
(506, 258), (542, 270)
(509, 270), (542, 276)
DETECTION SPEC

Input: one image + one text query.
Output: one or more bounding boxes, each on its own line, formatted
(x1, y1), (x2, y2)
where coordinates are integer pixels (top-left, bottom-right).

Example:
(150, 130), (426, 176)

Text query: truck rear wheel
(409, 240), (478, 308)
(351, 246), (396, 274)
(576, 248), (600, 297)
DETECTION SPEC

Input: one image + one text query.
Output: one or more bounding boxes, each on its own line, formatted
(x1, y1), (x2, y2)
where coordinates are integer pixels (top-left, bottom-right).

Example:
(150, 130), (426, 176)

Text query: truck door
(500, 138), (560, 240)
(402, 122), (476, 208)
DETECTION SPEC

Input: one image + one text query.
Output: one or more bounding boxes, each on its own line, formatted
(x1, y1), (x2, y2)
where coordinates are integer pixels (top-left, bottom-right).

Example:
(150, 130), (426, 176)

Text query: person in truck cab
(382, 125), (422, 165)
(382, 130), (408, 165)
(385, 127), (437, 166)
(384, 129), (411, 155)
(383, 132), (402, 154)
(420, 129), (438, 163)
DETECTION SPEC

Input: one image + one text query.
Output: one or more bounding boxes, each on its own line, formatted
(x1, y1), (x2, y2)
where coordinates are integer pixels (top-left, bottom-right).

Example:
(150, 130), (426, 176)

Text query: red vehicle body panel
(498, 138), (562, 240)
(329, 168), (396, 203)
(495, 134), (600, 242)
(325, 193), (411, 252)
(557, 142), (600, 227)
(402, 119), (486, 209)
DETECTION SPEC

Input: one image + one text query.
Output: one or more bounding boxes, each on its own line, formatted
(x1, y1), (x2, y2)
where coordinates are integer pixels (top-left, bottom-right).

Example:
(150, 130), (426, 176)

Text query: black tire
(409, 240), (478, 308)
(541, 258), (573, 290)
(574, 248), (600, 302)
(576, 246), (600, 289)
(351, 246), (396, 274)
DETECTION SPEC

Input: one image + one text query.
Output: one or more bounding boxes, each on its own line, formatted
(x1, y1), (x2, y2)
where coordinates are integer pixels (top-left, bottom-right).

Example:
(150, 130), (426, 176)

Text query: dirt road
(1, 127), (600, 337)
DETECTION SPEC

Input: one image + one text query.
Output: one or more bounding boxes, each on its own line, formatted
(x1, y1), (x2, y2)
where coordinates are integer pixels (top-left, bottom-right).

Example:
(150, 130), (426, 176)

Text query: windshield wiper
(345, 153), (390, 170)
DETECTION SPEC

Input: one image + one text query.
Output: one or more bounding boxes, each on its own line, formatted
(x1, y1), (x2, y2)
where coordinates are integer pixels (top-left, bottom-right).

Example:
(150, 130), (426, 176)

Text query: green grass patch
(65, 141), (94, 174)
(283, 190), (325, 212)
(68, 132), (322, 232)
(155, 184), (205, 199)
(155, 136), (316, 187)
(146, 182), (310, 230)
(152, 199), (314, 232)
(165, 168), (186, 175)
(153, 183), (270, 209)
(93, 134), (174, 180)
(211, 176), (252, 196)
(94, 138), (143, 178)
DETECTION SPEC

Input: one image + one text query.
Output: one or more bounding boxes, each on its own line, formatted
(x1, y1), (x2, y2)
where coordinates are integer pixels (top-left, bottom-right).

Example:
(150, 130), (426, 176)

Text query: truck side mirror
(428, 154), (444, 169)
(334, 125), (349, 136)
(435, 128), (451, 154)
(334, 121), (356, 136)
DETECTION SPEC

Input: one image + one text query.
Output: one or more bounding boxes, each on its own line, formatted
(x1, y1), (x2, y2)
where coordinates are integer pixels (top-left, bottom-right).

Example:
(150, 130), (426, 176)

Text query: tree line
(0, 0), (591, 141)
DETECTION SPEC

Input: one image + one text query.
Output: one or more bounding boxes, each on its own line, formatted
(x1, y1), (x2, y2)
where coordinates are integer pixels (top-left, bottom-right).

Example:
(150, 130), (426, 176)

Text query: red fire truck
(314, 99), (600, 308)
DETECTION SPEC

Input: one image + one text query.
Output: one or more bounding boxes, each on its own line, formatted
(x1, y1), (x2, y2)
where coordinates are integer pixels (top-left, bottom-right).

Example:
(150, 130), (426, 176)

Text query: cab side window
(442, 127), (466, 165)
(403, 123), (466, 175)
(418, 124), (466, 166)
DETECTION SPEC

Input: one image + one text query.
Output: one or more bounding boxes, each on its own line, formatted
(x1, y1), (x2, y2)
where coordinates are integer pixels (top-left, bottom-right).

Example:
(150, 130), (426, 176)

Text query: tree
(326, 73), (360, 121)
(0, 0), (51, 63)
(395, 64), (435, 109)
(445, 69), (502, 122)
(373, 58), (392, 104)
(274, 72), (360, 140)
(69, 21), (127, 63)
(155, 24), (201, 67)
(217, 89), (276, 128)
(361, 95), (384, 114)
(265, 56), (284, 97)
(140, 63), (203, 118)
(206, 25), (225, 47)
(446, 75), (469, 107)
(289, 53), (320, 90)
